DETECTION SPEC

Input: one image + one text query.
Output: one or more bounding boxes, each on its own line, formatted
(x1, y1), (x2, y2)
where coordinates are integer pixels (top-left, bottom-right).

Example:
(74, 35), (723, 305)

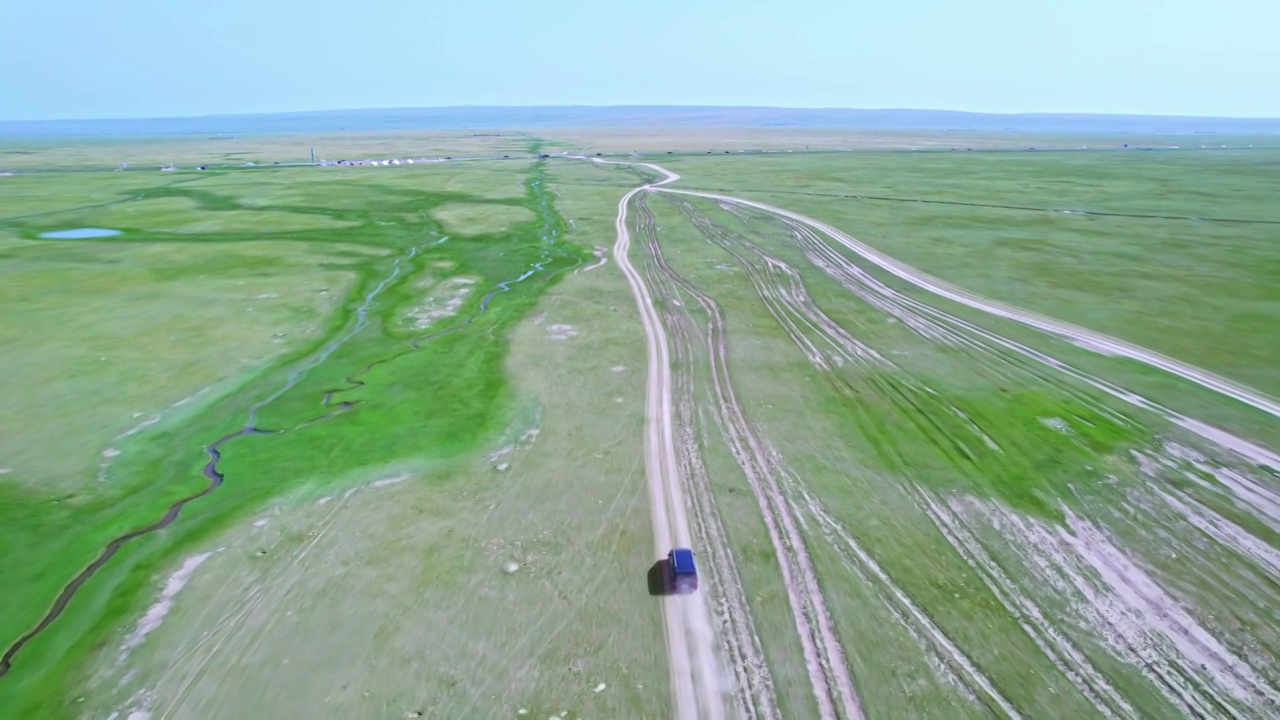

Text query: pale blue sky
(3, 0), (1277, 120)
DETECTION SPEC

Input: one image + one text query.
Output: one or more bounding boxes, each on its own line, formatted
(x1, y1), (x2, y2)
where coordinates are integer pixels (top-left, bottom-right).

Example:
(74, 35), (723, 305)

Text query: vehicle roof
(670, 547), (696, 574)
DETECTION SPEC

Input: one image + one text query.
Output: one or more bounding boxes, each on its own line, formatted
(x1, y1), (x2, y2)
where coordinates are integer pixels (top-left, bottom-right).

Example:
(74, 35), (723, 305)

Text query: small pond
(39, 228), (122, 239)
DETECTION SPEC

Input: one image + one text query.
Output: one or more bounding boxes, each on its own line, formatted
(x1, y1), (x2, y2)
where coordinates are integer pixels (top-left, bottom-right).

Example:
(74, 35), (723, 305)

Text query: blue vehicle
(668, 547), (698, 594)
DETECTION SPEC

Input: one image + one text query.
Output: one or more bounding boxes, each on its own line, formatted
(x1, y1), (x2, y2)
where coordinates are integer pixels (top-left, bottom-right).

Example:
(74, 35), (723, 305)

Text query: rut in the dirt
(634, 193), (782, 720)
(637, 193), (864, 720)
(663, 195), (1025, 717)
(673, 191), (1280, 718)
(668, 188), (1280, 425)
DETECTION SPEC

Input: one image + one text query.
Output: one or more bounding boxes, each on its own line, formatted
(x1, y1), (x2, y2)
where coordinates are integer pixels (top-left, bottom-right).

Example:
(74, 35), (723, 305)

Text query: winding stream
(0, 427), (269, 677)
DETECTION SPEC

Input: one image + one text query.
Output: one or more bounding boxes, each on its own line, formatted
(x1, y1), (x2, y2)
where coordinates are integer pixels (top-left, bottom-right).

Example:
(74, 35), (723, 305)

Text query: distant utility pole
(310, 147), (316, 164)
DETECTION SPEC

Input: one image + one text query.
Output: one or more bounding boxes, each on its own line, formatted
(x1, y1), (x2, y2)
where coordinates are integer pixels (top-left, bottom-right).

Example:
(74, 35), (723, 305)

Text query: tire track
(604, 160), (725, 720)
(714, 198), (1280, 472)
(595, 159), (1280, 719)
(951, 496), (1280, 718)
(661, 196), (1021, 718)
(633, 192), (864, 719)
(779, 469), (1022, 719)
(683, 201), (883, 367)
(709, 192), (1280, 716)
(663, 189), (1098, 717)
(752, 198), (1280, 717)
(634, 196), (781, 720)
(915, 491), (1139, 720)
(660, 188), (1280, 424)
(662, 190), (1275, 718)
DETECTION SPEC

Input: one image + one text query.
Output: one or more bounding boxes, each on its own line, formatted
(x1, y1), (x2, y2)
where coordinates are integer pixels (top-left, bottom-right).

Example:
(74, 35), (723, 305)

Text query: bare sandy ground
(933, 491), (1280, 718)
(576, 246), (609, 274)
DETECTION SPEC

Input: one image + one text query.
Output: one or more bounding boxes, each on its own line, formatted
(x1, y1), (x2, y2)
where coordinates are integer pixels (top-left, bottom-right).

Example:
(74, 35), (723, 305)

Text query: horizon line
(6, 104), (1280, 125)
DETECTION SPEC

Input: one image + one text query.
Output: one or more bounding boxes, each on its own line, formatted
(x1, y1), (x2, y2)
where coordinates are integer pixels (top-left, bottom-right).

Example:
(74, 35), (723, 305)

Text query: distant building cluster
(323, 156), (441, 166)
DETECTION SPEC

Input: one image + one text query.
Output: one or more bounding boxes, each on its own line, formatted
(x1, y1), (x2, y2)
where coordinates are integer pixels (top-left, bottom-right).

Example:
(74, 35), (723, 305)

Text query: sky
(3, 0), (1277, 120)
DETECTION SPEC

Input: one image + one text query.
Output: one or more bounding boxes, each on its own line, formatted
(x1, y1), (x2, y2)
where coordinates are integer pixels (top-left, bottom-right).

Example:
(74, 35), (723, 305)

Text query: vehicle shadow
(648, 559), (671, 597)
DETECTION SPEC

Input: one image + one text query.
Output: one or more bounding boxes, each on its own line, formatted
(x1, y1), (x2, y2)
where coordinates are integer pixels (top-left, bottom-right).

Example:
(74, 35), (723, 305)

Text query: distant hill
(3, 106), (1279, 136)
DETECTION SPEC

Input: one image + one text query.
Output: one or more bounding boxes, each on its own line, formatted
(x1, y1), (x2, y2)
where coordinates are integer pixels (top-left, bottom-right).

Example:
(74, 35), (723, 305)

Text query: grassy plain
(431, 201), (536, 235)
(0, 146), (598, 717)
(0, 239), (364, 492)
(0, 131), (531, 170)
(537, 127), (1278, 155)
(658, 149), (1280, 400)
(630, 189), (1135, 716)
(80, 167), (670, 719)
(4, 129), (1280, 720)
(616, 146), (1280, 717)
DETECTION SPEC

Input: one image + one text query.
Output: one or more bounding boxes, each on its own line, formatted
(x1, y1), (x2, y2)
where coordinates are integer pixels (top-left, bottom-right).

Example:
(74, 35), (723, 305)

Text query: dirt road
(661, 188), (1280, 424)
(604, 158), (1280, 719)
(606, 160), (727, 720)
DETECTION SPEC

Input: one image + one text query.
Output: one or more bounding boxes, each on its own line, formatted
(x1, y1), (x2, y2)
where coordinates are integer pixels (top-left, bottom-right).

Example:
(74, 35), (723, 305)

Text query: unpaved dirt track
(605, 160), (727, 720)
(655, 197), (873, 719)
(636, 193), (856, 720)
(601, 158), (1280, 719)
(634, 195), (783, 720)
(662, 188), (1280, 472)
(661, 189), (1280, 423)
(607, 160), (863, 719)
(662, 195), (1017, 718)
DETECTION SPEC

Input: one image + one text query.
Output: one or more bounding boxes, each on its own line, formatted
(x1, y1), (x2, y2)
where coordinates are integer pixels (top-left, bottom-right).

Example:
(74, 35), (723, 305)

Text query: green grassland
(632, 190), (1127, 716)
(3, 132), (1280, 720)
(0, 238), (367, 492)
(657, 149), (1280, 400)
(431, 201), (537, 235)
(78, 161), (671, 720)
(537, 127), (1279, 155)
(0, 131), (533, 170)
(628, 166), (1280, 717)
(0, 149), (593, 717)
